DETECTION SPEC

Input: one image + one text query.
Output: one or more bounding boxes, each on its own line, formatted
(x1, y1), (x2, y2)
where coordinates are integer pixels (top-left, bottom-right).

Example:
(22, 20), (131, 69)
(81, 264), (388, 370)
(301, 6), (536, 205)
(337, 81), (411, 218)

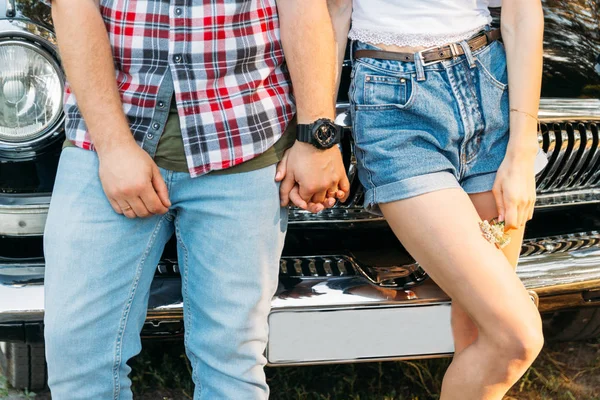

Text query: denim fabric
(350, 39), (510, 215)
(43, 147), (287, 400)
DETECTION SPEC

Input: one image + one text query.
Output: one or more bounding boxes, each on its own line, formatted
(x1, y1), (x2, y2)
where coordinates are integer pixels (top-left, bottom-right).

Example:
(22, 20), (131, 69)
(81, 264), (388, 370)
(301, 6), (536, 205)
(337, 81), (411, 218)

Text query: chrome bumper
(3, 239), (600, 365)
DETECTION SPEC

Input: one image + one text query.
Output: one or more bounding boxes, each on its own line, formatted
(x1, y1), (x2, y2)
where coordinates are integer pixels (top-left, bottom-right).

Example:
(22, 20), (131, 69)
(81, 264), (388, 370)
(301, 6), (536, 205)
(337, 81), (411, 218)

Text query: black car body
(2, 0), (600, 391)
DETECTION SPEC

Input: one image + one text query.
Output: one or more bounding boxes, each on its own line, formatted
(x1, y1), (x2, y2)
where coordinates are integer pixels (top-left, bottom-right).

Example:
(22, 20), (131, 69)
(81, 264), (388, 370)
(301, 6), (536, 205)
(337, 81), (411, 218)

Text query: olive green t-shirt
(154, 98), (295, 174)
(64, 98), (296, 175)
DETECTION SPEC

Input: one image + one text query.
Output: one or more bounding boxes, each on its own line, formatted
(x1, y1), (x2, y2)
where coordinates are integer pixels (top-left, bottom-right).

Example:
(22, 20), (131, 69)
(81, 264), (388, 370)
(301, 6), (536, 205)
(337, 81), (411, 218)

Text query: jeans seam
(174, 218), (201, 394)
(112, 216), (165, 400)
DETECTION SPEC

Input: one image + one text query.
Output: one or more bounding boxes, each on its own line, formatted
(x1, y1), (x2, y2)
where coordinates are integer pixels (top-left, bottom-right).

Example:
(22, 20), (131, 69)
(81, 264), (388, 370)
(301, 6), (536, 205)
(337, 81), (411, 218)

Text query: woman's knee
(487, 310), (544, 372)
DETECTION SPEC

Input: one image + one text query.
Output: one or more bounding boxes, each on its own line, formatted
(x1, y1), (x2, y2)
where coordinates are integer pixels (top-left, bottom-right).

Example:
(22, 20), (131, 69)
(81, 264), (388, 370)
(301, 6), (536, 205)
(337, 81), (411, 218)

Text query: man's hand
(276, 142), (349, 213)
(98, 139), (171, 218)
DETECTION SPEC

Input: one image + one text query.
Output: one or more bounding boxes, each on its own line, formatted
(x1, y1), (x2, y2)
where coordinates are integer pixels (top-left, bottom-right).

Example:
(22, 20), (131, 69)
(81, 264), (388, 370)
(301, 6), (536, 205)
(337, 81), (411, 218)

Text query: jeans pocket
(475, 42), (508, 91)
(361, 73), (415, 110)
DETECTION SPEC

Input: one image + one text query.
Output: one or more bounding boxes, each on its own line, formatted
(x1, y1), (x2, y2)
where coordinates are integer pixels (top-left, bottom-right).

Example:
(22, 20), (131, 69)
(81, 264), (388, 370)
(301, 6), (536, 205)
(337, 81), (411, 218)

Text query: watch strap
(296, 124), (313, 144)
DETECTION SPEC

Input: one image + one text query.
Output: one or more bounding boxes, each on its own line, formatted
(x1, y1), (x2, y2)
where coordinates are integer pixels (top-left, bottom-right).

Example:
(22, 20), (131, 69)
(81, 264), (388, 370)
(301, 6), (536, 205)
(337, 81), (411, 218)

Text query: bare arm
(275, 0), (350, 212)
(502, 0), (544, 154)
(492, 0), (544, 229)
(52, 0), (170, 217)
(52, 0), (131, 153)
(328, 0), (352, 99)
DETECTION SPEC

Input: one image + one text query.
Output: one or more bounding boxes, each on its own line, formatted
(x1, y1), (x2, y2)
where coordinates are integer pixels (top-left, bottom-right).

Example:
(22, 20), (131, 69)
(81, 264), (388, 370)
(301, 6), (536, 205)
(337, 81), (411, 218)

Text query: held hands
(98, 139), (171, 218)
(276, 141), (350, 213)
(492, 148), (538, 231)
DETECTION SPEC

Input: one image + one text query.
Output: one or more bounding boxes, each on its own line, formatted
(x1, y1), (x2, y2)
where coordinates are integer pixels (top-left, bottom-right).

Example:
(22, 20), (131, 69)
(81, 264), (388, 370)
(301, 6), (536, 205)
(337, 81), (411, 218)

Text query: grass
(3, 339), (600, 399)
(129, 338), (600, 399)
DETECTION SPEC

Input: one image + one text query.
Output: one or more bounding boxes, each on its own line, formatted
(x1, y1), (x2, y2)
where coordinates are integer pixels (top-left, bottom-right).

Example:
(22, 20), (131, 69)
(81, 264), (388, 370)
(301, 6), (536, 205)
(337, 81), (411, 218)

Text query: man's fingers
(140, 185), (169, 215)
(275, 150), (289, 182)
(128, 197), (151, 218)
(109, 198), (124, 215)
(152, 167), (171, 208)
(339, 175), (351, 202)
(311, 191), (327, 204)
(298, 184), (316, 203)
(279, 174), (295, 207)
(116, 200), (137, 219)
(307, 202), (325, 213)
(289, 185), (308, 210)
(325, 197), (336, 208)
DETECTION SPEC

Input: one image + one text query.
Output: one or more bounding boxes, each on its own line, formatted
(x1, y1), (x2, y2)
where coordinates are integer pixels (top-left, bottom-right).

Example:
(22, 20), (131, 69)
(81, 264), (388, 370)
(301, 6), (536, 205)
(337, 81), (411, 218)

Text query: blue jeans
(350, 38), (510, 215)
(43, 147), (287, 400)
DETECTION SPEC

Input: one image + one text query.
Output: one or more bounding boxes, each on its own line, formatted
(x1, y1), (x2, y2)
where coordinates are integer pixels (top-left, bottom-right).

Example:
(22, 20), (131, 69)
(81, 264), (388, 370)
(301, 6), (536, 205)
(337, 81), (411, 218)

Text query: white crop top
(349, 0), (498, 48)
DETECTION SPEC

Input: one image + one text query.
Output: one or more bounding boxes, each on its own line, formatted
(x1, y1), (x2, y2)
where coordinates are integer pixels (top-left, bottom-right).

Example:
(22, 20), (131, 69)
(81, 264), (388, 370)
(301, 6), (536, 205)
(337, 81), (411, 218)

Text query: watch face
(312, 121), (337, 148)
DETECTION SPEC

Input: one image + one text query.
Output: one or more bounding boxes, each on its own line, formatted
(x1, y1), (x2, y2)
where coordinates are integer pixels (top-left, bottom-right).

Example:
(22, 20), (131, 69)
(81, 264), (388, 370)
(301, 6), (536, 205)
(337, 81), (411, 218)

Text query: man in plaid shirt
(43, 0), (349, 399)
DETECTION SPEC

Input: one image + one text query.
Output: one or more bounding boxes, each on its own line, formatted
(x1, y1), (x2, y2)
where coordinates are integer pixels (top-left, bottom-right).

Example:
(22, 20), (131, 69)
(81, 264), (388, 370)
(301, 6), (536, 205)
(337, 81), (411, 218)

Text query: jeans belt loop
(449, 42), (461, 59)
(459, 40), (477, 69)
(414, 51), (426, 82)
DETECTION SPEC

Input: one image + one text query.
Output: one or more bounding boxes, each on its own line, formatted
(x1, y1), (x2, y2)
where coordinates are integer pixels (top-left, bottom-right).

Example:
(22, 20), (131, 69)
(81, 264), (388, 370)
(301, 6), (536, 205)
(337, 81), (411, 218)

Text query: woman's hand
(275, 145), (348, 213)
(492, 149), (537, 231)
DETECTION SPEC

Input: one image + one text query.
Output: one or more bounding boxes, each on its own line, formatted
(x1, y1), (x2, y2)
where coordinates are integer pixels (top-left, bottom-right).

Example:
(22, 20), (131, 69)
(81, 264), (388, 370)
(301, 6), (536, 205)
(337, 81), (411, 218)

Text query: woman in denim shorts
(341, 0), (545, 398)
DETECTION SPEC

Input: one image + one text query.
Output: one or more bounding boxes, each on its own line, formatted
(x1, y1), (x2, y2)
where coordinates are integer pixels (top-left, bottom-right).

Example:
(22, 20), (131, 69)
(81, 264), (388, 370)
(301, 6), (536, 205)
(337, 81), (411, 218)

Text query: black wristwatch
(296, 118), (343, 150)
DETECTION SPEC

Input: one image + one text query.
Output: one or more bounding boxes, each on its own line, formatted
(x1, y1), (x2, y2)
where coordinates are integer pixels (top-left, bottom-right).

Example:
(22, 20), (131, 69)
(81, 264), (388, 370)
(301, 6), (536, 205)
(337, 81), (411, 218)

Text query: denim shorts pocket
(475, 42), (508, 91)
(358, 73), (416, 110)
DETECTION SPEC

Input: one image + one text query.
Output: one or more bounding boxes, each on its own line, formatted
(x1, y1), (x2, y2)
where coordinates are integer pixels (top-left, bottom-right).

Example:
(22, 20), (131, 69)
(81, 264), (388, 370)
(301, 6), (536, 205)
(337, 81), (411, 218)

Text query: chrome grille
(520, 231), (600, 257)
(537, 122), (600, 193)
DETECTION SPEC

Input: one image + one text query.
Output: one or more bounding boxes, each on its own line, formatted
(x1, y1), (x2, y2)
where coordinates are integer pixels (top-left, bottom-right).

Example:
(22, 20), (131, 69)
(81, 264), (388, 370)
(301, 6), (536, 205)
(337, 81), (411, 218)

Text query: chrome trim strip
(518, 247), (600, 290)
(0, 203), (49, 236)
(537, 98), (600, 121)
(267, 353), (453, 368)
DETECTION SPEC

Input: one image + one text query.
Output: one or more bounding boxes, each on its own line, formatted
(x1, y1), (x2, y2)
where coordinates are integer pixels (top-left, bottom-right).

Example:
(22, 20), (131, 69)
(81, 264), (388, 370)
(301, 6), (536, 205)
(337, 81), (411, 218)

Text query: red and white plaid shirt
(58, 0), (295, 177)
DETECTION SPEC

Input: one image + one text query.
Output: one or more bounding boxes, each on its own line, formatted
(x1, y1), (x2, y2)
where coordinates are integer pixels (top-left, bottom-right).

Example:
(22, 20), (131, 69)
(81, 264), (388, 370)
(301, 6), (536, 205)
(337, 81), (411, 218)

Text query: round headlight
(0, 41), (63, 144)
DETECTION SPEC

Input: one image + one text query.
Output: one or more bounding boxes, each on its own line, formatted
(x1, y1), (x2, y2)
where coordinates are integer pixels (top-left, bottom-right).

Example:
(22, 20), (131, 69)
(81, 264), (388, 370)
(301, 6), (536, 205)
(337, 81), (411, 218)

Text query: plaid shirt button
(61, 0), (294, 177)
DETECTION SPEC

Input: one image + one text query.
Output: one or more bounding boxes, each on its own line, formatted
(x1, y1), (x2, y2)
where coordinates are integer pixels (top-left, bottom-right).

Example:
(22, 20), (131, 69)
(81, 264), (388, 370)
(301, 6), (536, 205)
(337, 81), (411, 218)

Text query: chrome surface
(537, 99), (600, 121)
(520, 231), (600, 257)
(5, 0), (15, 18)
(279, 255), (427, 289)
(4, 241), (600, 363)
(0, 202), (48, 236)
(267, 303), (454, 365)
(518, 247), (600, 290)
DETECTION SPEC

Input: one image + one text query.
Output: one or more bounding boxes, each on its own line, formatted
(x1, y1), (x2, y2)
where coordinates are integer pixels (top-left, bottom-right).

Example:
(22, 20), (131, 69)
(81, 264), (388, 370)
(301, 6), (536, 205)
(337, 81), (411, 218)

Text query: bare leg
(452, 191), (526, 354)
(380, 189), (543, 400)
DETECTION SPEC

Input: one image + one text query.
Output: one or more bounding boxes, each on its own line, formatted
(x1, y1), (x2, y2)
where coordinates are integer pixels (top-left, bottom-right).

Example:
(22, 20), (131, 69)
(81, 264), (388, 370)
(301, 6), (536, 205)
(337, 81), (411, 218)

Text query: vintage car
(2, 0), (600, 392)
